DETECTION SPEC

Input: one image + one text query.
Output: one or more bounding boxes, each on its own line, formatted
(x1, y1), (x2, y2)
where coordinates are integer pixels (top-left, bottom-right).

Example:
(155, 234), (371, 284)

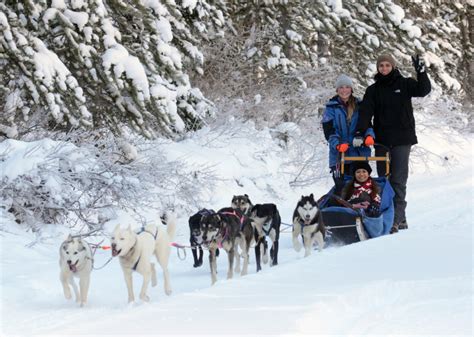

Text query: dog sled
(318, 150), (395, 246)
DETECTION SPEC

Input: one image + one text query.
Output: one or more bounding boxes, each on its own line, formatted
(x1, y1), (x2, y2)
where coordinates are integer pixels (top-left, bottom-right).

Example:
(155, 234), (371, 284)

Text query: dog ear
(310, 193), (314, 199)
(114, 223), (121, 232)
(127, 224), (133, 232)
(67, 234), (73, 241)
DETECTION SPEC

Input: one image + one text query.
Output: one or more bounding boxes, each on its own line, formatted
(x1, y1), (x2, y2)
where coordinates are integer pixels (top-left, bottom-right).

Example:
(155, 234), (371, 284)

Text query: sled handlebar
(340, 143), (390, 176)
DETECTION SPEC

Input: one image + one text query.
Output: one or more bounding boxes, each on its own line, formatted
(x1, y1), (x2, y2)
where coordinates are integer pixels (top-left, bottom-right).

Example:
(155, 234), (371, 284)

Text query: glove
(411, 54), (425, 73)
(364, 135), (375, 146)
(352, 201), (370, 209)
(336, 143), (349, 153)
(366, 203), (380, 217)
(352, 135), (364, 148)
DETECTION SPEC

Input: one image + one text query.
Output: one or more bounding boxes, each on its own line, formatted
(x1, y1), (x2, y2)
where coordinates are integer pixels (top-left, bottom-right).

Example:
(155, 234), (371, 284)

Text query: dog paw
(64, 292), (72, 300)
(293, 241), (302, 252)
(165, 288), (172, 296)
(140, 294), (150, 302)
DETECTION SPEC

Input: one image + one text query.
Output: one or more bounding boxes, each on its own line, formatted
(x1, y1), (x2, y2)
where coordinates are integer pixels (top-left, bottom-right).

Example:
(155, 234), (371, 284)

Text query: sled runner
(318, 150), (395, 246)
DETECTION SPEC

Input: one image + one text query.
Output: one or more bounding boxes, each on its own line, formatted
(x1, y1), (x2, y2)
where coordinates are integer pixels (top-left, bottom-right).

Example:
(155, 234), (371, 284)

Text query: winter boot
(390, 223), (399, 234)
(398, 220), (408, 230)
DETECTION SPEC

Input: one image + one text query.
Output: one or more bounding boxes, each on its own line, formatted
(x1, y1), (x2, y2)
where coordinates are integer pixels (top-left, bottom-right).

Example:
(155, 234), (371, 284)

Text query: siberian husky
(292, 194), (326, 257)
(200, 207), (253, 285)
(111, 212), (177, 303)
(188, 208), (217, 268)
(59, 235), (93, 307)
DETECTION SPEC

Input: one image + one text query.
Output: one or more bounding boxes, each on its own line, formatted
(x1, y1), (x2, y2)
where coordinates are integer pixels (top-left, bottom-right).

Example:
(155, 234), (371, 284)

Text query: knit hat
(335, 74), (353, 89)
(376, 54), (396, 69)
(352, 161), (372, 175)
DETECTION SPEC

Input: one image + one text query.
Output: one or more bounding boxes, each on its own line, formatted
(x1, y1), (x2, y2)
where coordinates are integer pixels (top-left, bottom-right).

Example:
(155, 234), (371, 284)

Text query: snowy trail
(2, 165), (472, 336)
(1, 130), (472, 337)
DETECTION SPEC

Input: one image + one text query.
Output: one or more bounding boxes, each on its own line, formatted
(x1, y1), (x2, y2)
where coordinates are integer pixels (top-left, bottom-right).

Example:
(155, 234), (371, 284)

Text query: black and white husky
(59, 235), (93, 307)
(292, 194), (326, 257)
(200, 207), (254, 285)
(188, 208), (217, 268)
(249, 203), (281, 271)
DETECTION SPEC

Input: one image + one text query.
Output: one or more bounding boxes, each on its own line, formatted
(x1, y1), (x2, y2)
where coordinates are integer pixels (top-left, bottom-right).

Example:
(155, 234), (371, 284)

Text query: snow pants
(375, 145), (411, 225)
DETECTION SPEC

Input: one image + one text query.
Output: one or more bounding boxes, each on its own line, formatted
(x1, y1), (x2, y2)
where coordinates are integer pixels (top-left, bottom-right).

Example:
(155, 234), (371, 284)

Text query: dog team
(59, 194), (325, 306)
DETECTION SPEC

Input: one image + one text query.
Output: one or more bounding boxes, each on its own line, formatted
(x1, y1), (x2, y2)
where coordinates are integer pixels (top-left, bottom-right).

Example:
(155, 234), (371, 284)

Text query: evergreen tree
(0, 0), (223, 138)
(224, 0), (471, 94)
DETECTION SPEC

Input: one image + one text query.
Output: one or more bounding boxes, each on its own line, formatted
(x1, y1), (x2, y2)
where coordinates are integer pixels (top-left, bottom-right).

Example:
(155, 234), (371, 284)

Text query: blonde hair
(347, 94), (356, 121)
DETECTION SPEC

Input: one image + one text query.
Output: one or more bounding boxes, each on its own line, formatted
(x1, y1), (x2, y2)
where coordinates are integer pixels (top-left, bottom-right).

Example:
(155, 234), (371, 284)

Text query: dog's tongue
(68, 262), (78, 273)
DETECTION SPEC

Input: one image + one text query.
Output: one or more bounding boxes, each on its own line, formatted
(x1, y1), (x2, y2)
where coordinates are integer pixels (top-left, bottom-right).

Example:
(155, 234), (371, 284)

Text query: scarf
(348, 178), (381, 205)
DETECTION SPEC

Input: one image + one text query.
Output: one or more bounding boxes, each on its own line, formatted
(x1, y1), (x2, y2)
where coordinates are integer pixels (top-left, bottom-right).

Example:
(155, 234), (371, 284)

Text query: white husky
(59, 235), (93, 307)
(111, 212), (177, 303)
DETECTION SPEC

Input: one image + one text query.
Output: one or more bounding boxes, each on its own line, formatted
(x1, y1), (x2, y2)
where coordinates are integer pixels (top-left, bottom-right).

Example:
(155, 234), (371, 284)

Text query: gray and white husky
(292, 194), (326, 257)
(59, 235), (93, 307)
(110, 212), (176, 303)
(200, 207), (254, 285)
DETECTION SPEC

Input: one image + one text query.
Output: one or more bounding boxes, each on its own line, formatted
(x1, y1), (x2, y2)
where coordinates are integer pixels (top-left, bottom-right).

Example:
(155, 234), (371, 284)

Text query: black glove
(352, 132), (364, 148)
(411, 54), (425, 73)
(366, 203), (380, 218)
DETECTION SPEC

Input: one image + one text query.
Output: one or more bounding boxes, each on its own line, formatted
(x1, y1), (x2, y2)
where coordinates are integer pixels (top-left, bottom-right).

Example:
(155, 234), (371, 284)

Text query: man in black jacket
(353, 53), (431, 233)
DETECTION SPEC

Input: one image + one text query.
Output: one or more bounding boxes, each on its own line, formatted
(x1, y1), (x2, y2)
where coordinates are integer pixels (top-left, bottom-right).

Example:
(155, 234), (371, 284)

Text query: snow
(399, 19), (422, 39)
(385, 2), (405, 25)
(0, 118), (472, 336)
(102, 45), (151, 100)
(63, 9), (89, 31)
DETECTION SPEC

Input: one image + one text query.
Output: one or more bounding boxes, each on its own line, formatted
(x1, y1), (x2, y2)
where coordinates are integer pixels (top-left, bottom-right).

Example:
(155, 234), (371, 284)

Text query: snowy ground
(0, 123), (472, 337)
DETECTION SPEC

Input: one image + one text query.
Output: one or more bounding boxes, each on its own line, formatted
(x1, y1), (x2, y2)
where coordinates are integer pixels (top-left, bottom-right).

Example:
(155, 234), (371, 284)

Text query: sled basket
(318, 146), (395, 246)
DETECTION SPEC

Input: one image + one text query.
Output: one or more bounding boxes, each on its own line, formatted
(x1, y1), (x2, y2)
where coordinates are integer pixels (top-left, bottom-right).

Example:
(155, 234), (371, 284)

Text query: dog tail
(163, 210), (177, 240)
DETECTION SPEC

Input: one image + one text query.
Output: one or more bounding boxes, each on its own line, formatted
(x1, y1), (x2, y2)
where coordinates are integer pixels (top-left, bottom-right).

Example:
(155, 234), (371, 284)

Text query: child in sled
(341, 161), (381, 217)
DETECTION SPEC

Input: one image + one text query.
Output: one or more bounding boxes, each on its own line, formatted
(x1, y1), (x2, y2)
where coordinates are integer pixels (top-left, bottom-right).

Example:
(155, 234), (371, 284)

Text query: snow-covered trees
(0, 0), (471, 139)
(222, 0), (471, 92)
(0, 0), (221, 138)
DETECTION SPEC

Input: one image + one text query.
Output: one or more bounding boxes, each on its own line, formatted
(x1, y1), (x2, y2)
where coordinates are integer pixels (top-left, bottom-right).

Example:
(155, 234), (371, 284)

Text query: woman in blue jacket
(322, 74), (374, 193)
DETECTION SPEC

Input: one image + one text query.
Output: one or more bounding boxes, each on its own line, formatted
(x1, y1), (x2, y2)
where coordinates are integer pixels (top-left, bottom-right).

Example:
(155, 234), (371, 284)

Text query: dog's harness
(220, 210), (246, 229)
(262, 217), (273, 236)
(130, 227), (159, 271)
(297, 217), (318, 228)
(214, 210), (246, 247)
(136, 227), (159, 240)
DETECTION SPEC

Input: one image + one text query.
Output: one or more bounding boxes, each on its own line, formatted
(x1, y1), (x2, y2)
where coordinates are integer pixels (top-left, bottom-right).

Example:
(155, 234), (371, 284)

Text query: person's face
(337, 85), (352, 102)
(378, 61), (393, 76)
(355, 169), (369, 183)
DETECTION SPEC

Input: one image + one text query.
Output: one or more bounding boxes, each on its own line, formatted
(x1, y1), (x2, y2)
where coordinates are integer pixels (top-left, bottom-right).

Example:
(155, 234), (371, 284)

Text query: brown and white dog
(110, 212), (176, 303)
(292, 194), (325, 257)
(59, 235), (93, 307)
(200, 207), (254, 285)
